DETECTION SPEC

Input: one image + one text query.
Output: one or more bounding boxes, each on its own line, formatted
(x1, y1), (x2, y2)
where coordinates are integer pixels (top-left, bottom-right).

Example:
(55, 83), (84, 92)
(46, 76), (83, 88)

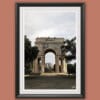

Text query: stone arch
(32, 37), (67, 74)
(44, 48), (56, 55)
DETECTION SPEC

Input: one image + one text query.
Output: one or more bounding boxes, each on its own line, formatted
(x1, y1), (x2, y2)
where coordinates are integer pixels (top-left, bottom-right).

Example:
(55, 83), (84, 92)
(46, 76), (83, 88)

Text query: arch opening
(45, 51), (56, 73)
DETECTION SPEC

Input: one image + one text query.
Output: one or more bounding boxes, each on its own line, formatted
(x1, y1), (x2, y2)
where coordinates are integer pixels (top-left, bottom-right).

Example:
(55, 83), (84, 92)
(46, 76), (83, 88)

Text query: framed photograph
(16, 3), (85, 98)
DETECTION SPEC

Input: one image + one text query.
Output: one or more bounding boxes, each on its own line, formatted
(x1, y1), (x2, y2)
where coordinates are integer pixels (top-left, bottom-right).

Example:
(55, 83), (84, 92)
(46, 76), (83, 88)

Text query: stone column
(61, 59), (64, 72)
(63, 58), (68, 74)
(41, 56), (45, 73)
(33, 58), (39, 73)
(55, 55), (59, 73)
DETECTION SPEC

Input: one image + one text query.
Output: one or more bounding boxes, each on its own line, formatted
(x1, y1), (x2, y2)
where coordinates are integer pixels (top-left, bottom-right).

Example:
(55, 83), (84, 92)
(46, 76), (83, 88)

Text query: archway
(45, 52), (55, 72)
(33, 37), (68, 74)
(44, 49), (56, 73)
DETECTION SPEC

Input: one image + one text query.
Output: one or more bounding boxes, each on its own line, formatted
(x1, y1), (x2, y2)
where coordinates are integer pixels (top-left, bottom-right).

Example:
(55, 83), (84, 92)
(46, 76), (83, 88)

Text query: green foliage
(61, 37), (76, 62)
(67, 64), (76, 74)
(25, 35), (39, 74)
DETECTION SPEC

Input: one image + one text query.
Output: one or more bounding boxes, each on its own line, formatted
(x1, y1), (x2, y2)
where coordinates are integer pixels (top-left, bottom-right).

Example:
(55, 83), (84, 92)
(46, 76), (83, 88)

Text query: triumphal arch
(32, 37), (67, 74)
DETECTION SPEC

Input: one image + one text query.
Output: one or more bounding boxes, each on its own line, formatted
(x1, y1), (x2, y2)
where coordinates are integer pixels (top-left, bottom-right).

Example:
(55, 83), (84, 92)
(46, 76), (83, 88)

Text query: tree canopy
(61, 37), (76, 62)
(25, 35), (39, 64)
(25, 35), (39, 74)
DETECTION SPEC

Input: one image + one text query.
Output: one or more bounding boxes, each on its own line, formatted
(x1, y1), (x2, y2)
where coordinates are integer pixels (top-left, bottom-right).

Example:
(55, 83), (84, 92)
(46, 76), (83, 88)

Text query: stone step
(40, 72), (67, 76)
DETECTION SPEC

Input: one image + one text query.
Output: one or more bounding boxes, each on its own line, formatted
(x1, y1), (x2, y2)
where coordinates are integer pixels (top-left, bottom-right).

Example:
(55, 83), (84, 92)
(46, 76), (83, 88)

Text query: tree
(25, 35), (39, 74)
(61, 37), (76, 61)
(61, 37), (76, 74)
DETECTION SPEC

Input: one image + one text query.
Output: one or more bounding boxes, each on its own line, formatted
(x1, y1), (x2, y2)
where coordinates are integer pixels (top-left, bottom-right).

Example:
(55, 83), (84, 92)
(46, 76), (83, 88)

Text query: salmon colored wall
(0, 0), (100, 100)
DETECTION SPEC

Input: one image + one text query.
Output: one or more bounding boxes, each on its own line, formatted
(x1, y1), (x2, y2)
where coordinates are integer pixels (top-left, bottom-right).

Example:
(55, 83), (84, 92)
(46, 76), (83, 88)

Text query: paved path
(25, 75), (76, 89)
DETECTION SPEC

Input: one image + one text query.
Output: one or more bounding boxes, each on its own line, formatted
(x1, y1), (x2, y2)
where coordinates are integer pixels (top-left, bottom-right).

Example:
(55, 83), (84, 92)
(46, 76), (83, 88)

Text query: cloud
(23, 7), (76, 46)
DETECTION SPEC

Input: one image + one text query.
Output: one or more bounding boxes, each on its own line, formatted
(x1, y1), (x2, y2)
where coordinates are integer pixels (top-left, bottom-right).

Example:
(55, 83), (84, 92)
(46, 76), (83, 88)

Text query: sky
(45, 52), (55, 65)
(22, 7), (77, 46)
(21, 7), (79, 65)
